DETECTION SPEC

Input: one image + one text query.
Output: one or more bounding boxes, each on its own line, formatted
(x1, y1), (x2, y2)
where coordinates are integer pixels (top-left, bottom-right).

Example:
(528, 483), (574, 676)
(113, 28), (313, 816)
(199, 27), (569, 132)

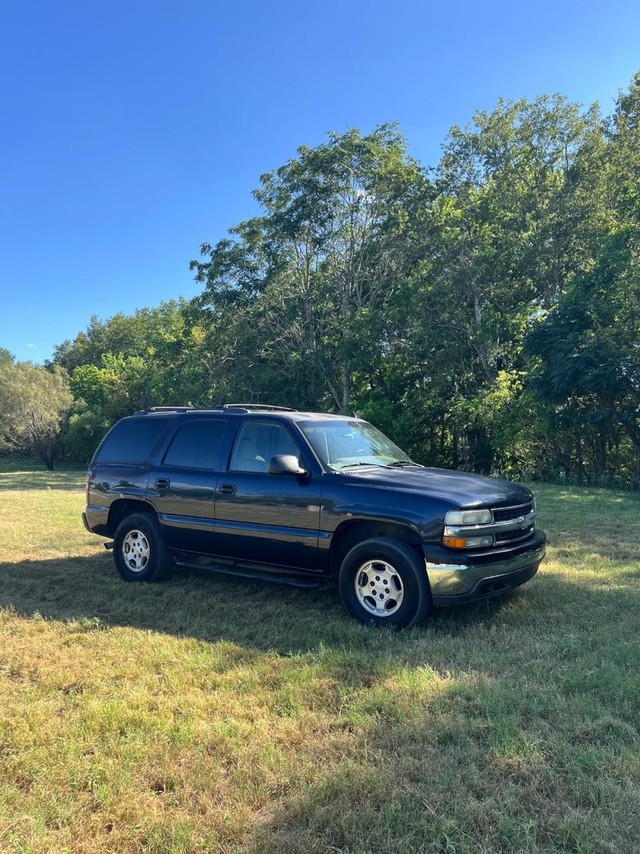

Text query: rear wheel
(338, 537), (431, 628)
(113, 513), (173, 582)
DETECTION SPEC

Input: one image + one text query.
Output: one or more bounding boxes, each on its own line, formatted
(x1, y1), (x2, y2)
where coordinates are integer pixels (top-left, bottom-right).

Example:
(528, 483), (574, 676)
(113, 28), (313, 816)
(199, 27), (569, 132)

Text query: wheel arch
(329, 519), (424, 578)
(108, 499), (157, 536)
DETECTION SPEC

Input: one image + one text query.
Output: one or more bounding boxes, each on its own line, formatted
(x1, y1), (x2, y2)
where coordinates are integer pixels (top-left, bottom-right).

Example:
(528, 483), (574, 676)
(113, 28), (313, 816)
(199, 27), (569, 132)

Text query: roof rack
(136, 404), (298, 416)
(222, 404), (298, 413)
(139, 406), (196, 414)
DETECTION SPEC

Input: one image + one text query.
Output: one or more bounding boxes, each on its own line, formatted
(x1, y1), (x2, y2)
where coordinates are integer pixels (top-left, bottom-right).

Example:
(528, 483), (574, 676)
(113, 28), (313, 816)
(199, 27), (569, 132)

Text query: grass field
(0, 462), (638, 853)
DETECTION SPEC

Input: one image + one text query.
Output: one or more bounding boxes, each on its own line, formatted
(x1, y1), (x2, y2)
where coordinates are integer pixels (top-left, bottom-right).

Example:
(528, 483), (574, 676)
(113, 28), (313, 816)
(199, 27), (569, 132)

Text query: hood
(338, 465), (533, 509)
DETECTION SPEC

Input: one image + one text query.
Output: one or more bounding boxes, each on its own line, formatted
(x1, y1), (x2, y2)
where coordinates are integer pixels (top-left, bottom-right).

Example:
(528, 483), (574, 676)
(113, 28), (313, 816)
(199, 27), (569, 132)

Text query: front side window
(229, 421), (301, 473)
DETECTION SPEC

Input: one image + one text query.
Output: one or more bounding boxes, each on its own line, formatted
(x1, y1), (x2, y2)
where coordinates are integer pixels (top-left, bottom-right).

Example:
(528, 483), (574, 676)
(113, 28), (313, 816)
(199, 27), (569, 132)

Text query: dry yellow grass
(0, 466), (639, 853)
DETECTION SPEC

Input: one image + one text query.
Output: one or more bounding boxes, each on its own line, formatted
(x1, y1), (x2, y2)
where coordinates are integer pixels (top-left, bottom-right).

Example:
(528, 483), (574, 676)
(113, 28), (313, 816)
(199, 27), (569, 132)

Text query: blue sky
(2, 0), (639, 363)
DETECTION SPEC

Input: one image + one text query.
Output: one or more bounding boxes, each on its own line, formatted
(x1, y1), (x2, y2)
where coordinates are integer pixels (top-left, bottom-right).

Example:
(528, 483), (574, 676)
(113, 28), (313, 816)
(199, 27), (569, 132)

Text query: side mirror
(268, 454), (307, 476)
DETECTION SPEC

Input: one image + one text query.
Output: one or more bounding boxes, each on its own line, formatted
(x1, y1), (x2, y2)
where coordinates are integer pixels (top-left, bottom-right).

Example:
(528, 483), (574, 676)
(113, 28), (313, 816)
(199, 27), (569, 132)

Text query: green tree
(524, 75), (640, 479)
(191, 125), (429, 412)
(0, 362), (73, 470)
(54, 301), (211, 460)
(391, 94), (607, 471)
(0, 348), (14, 366)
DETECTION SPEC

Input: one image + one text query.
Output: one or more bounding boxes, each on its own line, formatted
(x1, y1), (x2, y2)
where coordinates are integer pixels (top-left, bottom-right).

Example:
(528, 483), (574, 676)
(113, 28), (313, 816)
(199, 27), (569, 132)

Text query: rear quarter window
(95, 417), (171, 464)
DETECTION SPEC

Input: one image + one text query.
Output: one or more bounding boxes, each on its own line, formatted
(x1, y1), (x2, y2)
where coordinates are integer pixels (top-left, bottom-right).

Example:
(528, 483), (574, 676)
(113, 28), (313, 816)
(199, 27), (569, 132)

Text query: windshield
(298, 420), (417, 471)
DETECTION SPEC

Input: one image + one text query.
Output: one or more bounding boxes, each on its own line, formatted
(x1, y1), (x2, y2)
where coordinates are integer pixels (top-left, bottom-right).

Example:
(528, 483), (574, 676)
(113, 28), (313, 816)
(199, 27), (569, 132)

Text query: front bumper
(424, 530), (546, 605)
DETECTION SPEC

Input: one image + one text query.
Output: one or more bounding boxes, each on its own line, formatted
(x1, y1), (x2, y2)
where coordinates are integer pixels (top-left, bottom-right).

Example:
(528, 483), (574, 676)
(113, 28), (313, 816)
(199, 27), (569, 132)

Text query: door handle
(218, 483), (236, 496)
(154, 478), (170, 490)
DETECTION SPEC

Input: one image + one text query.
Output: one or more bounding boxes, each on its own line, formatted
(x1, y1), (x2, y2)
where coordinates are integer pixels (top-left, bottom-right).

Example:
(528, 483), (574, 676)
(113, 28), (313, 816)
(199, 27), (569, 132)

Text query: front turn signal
(443, 535), (494, 549)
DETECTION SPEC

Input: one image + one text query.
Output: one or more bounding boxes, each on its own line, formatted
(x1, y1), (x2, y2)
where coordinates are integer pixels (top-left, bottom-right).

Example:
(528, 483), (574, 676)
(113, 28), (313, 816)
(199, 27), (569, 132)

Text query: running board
(174, 556), (331, 590)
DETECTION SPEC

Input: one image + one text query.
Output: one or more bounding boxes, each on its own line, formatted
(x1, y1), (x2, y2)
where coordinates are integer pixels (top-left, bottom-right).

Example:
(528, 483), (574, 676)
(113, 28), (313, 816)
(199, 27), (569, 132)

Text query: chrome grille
(495, 524), (535, 544)
(493, 502), (534, 523)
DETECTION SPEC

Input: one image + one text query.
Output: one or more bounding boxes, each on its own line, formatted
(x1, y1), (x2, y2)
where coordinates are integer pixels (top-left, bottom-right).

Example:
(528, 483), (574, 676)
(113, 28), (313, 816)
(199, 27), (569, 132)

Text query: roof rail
(140, 406), (197, 414)
(222, 403), (298, 412)
(134, 404), (298, 416)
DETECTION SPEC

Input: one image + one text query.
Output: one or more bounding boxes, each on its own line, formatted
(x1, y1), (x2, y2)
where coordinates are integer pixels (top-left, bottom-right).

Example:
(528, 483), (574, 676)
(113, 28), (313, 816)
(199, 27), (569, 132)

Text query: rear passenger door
(146, 417), (230, 553)
(213, 419), (322, 571)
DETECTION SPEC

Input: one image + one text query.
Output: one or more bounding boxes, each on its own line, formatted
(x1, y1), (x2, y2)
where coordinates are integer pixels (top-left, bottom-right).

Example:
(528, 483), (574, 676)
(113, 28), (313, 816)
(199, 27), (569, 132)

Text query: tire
(113, 513), (173, 582)
(338, 537), (431, 628)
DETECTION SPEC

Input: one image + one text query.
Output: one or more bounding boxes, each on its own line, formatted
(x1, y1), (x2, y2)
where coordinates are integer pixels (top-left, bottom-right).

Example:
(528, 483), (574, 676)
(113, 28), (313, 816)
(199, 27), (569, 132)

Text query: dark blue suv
(83, 404), (546, 627)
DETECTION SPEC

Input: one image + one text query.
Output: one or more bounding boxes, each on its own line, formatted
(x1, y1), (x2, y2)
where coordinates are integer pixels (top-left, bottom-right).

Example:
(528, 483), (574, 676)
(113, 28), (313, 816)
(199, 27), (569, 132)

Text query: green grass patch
(0, 474), (638, 852)
(0, 455), (86, 491)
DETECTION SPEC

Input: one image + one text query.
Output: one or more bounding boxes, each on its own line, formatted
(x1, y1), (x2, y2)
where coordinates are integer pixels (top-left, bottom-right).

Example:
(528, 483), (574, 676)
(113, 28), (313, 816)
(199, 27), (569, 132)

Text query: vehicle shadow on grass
(0, 550), (548, 662)
(0, 550), (636, 661)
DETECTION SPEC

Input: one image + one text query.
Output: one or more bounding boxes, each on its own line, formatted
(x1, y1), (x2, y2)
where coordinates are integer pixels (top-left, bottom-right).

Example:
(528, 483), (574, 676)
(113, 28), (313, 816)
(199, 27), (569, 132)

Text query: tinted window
(162, 419), (226, 470)
(96, 417), (170, 464)
(229, 421), (301, 473)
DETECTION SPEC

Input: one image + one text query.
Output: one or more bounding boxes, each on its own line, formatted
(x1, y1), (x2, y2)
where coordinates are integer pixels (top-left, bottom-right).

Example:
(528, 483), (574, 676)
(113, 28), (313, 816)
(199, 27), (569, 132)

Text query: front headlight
(444, 508), (492, 526)
(443, 507), (494, 548)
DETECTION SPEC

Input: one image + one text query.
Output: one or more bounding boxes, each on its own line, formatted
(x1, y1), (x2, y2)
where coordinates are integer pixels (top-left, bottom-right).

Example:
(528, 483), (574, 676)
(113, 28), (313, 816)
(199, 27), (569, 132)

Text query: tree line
(2, 73), (639, 483)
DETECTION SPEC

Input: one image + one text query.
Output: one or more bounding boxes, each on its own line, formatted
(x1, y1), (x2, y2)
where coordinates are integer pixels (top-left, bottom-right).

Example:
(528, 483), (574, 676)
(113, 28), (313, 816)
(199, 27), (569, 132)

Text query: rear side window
(162, 419), (226, 470)
(96, 417), (170, 464)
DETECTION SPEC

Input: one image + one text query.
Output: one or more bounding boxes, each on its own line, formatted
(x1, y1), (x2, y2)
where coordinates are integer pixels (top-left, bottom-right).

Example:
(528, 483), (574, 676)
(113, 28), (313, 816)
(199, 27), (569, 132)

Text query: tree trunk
(472, 286), (495, 384)
(595, 435), (607, 474)
(467, 426), (494, 474)
(341, 362), (350, 412)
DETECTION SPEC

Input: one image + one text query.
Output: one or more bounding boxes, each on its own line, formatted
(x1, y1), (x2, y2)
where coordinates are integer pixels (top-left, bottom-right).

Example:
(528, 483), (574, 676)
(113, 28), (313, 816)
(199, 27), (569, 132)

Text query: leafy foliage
(0, 362), (73, 470)
(52, 301), (211, 460)
(190, 125), (429, 411)
(40, 73), (640, 482)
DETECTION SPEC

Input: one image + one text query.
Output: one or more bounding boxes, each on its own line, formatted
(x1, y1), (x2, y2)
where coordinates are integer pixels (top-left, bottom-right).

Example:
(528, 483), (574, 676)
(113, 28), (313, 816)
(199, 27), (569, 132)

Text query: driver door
(212, 419), (322, 571)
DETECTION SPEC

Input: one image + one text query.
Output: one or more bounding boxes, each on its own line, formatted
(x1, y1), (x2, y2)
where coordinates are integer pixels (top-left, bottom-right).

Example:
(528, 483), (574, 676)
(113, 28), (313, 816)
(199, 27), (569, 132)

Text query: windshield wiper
(336, 461), (385, 470)
(386, 460), (421, 467)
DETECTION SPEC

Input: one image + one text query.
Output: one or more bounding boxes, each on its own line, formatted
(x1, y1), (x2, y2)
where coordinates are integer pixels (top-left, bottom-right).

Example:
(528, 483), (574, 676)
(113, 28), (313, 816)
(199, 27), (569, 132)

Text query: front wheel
(113, 513), (173, 582)
(338, 537), (431, 628)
